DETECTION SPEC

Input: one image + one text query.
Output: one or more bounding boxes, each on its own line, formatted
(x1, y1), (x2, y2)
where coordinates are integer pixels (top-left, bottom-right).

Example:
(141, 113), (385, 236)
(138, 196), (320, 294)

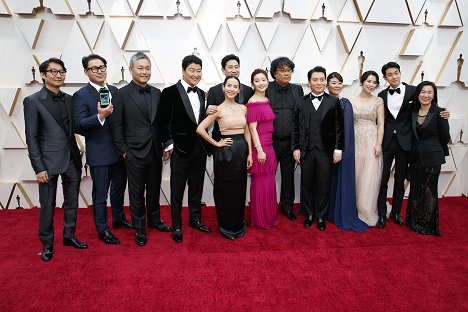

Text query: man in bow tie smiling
(292, 66), (344, 231)
(160, 54), (212, 243)
(111, 52), (173, 246)
(24, 58), (87, 261)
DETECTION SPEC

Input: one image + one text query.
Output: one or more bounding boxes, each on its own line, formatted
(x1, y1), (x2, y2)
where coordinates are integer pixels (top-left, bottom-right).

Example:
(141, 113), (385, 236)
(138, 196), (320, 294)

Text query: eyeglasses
(87, 65), (107, 73)
(46, 69), (67, 76)
(276, 68), (292, 73)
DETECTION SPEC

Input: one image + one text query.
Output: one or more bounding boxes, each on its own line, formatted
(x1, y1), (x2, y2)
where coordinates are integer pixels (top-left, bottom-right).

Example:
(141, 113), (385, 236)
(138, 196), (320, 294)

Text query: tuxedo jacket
(159, 80), (210, 157)
(111, 81), (171, 161)
(73, 83), (120, 166)
(378, 83), (416, 151)
(23, 87), (82, 175)
(410, 105), (450, 167)
(206, 82), (253, 105)
(291, 92), (344, 158)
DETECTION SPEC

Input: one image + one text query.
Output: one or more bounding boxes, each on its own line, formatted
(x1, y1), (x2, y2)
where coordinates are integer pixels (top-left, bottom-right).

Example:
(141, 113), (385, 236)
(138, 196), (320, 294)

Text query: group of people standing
(23, 52), (450, 262)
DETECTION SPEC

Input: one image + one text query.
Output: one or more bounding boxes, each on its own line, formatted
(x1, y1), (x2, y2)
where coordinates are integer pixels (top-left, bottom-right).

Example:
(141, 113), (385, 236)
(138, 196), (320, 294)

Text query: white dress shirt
(387, 83), (405, 120)
(180, 78), (201, 124)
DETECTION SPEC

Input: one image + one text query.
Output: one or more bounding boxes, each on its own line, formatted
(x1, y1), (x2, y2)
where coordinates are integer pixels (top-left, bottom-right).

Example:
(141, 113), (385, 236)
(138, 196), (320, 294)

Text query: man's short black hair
(307, 66), (326, 81)
(381, 62), (400, 76)
(182, 55), (202, 70)
(81, 54), (107, 70)
(221, 54), (240, 69)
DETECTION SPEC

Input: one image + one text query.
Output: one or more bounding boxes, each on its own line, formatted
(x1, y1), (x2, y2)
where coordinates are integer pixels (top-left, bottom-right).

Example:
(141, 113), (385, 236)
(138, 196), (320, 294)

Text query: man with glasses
(24, 58), (87, 261)
(73, 54), (131, 245)
(266, 57), (304, 222)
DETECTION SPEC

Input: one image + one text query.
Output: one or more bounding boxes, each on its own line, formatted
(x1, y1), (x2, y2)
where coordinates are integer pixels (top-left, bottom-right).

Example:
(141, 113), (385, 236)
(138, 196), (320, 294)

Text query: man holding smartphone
(73, 54), (132, 245)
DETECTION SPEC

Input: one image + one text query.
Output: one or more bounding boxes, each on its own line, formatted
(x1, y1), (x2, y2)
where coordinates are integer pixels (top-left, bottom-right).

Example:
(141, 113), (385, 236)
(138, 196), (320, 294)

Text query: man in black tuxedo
(73, 54), (132, 245)
(160, 55), (212, 243)
(24, 58), (88, 262)
(266, 57), (304, 221)
(292, 66), (344, 231)
(377, 62), (449, 228)
(111, 52), (172, 246)
(206, 54), (253, 140)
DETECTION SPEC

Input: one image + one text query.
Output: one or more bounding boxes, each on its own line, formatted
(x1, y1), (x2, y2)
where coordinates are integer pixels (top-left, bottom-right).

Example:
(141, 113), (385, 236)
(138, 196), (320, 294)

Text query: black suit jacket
(378, 83), (416, 151)
(111, 81), (171, 161)
(24, 87), (82, 175)
(73, 84), (120, 166)
(410, 105), (450, 167)
(159, 80), (210, 157)
(291, 92), (344, 158)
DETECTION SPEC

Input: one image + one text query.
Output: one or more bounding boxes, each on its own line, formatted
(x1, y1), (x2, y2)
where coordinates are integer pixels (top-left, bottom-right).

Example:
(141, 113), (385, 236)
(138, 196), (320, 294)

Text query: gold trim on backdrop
(7, 88), (20, 116)
(15, 183), (34, 208)
(435, 31), (463, 84)
(443, 173), (457, 197)
(11, 121), (27, 148)
(409, 60), (424, 86)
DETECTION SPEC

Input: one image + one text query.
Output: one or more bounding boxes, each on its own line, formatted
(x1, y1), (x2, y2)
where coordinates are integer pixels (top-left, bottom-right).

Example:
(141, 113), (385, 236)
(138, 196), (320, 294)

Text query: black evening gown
(406, 123), (441, 236)
(214, 134), (248, 239)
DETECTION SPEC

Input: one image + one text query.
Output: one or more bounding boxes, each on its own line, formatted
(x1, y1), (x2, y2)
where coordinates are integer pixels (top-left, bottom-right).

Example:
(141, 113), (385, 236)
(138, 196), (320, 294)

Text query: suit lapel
(303, 94), (310, 130)
(396, 84), (412, 119)
(176, 81), (197, 124)
(421, 106), (436, 130)
(38, 88), (69, 135)
(86, 83), (100, 103)
(381, 87), (393, 119)
(150, 87), (158, 122)
(129, 87), (150, 121)
(197, 89), (205, 124)
(320, 94), (331, 122)
(64, 95), (73, 138)
(412, 110), (419, 140)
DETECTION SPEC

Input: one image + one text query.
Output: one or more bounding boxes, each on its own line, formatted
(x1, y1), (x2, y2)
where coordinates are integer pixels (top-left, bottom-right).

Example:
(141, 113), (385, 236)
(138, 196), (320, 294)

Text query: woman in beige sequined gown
(349, 71), (387, 226)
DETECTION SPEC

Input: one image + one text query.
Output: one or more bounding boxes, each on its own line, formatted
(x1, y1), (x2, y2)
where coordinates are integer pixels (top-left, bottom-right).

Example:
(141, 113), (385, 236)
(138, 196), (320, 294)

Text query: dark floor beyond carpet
(0, 197), (467, 312)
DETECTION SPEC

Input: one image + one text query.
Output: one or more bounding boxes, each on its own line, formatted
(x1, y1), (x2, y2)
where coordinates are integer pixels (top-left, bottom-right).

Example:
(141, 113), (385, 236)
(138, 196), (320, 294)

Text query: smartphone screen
(99, 88), (110, 108)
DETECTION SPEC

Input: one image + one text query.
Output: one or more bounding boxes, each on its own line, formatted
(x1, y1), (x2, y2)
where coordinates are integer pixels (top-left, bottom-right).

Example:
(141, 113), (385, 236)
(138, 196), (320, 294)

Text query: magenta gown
(247, 100), (278, 229)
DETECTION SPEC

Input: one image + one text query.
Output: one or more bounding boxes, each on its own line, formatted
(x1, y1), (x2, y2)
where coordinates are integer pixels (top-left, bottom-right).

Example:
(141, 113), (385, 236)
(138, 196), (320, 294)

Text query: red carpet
(0, 197), (467, 312)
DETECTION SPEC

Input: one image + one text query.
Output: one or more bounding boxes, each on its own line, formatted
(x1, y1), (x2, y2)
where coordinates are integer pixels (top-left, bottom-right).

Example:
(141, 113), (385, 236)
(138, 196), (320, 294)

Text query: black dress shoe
(304, 215), (313, 227)
(112, 219), (133, 229)
(98, 230), (120, 245)
(390, 213), (404, 225)
(376, 216), (386, 229)
(172, 229), (183, 243)
(283, 209), (297, 221)
(317, 218), (326, 231)
(40, 247), (53, 262)
(135, 232), (146, 246)
(148, 221), (172, 232)
(63, 237), (88, 249)
(188, 220), (211, 233)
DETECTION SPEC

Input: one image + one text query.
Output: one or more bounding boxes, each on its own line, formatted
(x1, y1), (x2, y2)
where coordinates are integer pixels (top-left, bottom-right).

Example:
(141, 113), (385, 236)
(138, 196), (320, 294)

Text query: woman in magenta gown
(247, 69), (278, 229)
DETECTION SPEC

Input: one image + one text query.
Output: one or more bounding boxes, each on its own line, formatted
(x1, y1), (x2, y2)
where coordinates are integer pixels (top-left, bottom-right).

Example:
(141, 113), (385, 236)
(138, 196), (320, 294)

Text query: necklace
(225, 103), (238, 112)
(418, 114), (427, 117)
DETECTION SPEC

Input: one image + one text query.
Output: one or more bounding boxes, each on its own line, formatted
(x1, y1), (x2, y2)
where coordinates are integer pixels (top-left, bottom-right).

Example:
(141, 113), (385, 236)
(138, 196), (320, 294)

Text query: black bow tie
(53, 92), (66, 102)
(139, 85), (151, 93)
(389, 88), (401, 95)
(278, 85), (289, 93)
(310, 94), (323, 101)
(187, 86), (198, 93)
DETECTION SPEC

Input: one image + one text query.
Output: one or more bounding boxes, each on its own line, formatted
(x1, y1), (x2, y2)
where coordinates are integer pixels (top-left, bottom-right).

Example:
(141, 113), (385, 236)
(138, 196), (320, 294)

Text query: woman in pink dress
(247, 69), (278, 229)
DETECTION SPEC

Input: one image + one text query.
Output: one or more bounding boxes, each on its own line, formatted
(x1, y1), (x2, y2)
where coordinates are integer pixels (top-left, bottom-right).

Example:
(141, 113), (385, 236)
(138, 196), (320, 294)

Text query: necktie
(310, 94), (323, 101)
(389, 88), (401, 95)
(187, 86), (198, 93)
(53, 92), (66, 102)
(139, 85), (151, 93)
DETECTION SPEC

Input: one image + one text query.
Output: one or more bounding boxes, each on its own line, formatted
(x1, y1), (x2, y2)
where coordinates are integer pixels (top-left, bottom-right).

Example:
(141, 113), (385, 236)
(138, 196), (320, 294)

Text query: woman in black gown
(196, 76), (252, 239)
(406, 81), (450, 236)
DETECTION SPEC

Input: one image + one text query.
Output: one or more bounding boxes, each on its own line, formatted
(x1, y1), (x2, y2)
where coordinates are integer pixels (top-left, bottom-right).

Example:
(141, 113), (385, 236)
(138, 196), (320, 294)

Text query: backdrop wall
(0, 0), (467, 208)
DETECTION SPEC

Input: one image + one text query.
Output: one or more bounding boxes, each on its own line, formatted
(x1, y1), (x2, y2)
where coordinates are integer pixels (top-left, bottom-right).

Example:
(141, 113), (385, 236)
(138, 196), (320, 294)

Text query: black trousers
(378, 134), (409, 217)
(125, 148), (162, 233)
(273, 138), (295, 213)
(170, 142), (207, 230)
(38, 161), (81, 248)
(89, 157), (127, 233)
(300, 148), (332, 218)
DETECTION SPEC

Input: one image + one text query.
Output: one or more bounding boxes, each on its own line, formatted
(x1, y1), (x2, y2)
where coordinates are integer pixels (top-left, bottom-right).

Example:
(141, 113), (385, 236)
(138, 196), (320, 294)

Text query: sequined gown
(351, 96), (387, 226)
(247, 100), (278, 229)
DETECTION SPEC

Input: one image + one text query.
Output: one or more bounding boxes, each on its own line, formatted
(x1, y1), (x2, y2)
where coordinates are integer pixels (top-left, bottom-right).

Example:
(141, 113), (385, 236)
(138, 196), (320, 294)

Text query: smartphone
(99, 88), (110, 108)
